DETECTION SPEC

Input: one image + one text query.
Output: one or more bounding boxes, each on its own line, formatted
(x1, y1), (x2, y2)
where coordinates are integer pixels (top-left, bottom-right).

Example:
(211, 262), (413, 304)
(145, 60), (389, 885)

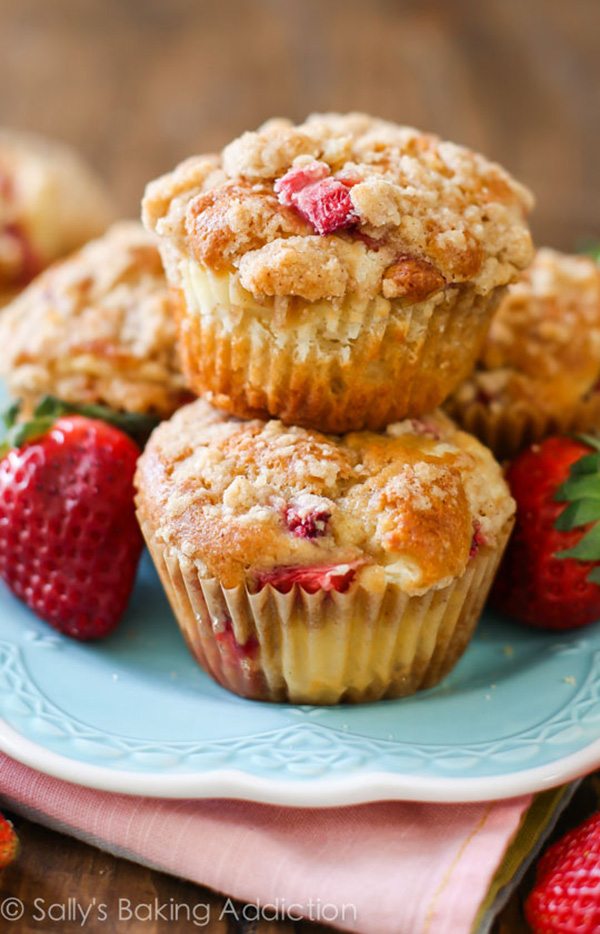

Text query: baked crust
(142, 112), (533, 304)
(0, 222), (188, 416)
(0, 129), (114, 291)
(450, 248), (600, 414)
(135, 399), (514, 593)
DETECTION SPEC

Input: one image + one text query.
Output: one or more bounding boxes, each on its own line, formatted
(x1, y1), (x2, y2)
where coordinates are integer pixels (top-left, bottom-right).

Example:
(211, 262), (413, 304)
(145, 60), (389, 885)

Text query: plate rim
(1, 718), (599, 806)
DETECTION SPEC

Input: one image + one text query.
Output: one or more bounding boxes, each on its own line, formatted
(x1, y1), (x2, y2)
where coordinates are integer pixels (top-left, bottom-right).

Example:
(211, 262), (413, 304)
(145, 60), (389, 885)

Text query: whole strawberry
(492, 436), (600, 629)
(525, 811), (600, 933)
(0, 813), (18, 868)
(0, 397), (144, 640)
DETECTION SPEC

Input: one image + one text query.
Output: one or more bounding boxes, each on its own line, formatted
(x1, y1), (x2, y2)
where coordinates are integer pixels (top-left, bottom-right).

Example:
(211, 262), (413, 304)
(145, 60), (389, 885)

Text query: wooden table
(0, 776), (597, 932)
(0, 1), (599, 930)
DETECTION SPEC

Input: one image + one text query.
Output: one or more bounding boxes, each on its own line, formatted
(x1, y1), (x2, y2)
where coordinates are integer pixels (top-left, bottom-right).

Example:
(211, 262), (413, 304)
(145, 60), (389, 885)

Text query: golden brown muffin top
(0, 222), (188, 417)
(136, 399), (514, 594)
(0, 129), (114, 290)
(142, 113), (534, 304)
(451, 249), (600, 412)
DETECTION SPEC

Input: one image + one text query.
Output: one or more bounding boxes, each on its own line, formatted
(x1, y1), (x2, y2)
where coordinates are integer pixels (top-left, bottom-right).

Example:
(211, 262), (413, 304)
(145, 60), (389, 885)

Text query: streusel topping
(451, 249), (600, 411)
(143, 113), (534, 303)
(136, 400), (514, 593)
(0, 222), (187, 416)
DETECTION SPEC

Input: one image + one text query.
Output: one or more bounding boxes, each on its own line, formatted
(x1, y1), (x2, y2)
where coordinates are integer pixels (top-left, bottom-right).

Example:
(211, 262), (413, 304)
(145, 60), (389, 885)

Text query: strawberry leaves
(554, 436), (600, 579)
(0, 395), (159, 456)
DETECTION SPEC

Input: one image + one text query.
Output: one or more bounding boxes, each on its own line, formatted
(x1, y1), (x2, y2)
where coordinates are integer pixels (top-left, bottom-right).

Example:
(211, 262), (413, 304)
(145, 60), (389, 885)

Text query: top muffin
(142, 114), (534, 432)
(144, 112), (533, 304)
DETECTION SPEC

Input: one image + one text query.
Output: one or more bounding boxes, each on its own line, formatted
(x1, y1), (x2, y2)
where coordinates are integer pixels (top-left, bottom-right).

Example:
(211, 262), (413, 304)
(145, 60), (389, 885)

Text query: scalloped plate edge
(1, 719), (599, 806)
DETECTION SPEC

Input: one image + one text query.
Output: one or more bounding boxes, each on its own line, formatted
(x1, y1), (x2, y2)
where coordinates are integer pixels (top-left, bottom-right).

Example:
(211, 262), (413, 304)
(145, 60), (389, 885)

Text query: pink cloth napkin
(0, 753), (531, 934)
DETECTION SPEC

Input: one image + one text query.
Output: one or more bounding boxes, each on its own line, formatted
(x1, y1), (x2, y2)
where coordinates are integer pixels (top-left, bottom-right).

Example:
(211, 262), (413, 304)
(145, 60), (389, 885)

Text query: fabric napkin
(0, 753), (575, 934)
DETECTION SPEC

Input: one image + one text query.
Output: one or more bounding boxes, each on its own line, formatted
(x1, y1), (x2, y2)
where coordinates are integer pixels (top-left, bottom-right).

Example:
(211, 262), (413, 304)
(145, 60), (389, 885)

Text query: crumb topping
(0, 222), (187, 416)
(136, 399), (514, 593)
(142, 113), (534, 303)
(450, 249), (600, 412)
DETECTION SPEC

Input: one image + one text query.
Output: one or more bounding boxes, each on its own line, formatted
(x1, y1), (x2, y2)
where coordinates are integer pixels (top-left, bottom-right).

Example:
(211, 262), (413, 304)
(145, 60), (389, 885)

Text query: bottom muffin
(136, 400), (514, 704)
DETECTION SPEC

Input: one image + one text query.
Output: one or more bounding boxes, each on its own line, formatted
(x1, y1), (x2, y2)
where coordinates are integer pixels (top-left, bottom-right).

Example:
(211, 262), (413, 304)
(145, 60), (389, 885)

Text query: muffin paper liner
(138, 506), (513, 705)
(446, 392), (600, 461)
(175, 263), (503, 434)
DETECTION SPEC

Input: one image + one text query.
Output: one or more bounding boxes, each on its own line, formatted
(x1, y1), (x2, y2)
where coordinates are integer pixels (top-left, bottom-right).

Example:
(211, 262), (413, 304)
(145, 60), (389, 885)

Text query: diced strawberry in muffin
(469, 520), (487, 558)
(408, 418), (442, 440)
(293, 178), (357, 235)
(215, 617), (258, 661)
(255, 561), (364, 595)
(275, 162), (357, 235)
(274, 161), (330, 206)
(284, 493), (331, 539)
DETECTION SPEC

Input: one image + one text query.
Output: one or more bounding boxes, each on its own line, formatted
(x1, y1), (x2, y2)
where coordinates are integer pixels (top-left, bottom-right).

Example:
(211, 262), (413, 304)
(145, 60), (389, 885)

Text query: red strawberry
(256, 560), (365, 594)
(275, 163), (357, 235)
(492, 436), (600, 630)
(0, 813), (18, 868)
(0, 397), (144, 640)
(525, 811), (600, 933)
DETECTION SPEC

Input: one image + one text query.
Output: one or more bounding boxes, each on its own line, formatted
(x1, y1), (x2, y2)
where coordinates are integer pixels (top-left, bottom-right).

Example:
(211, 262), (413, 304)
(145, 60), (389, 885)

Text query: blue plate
(0, 381), (598, 803)
(0, 551), (599, 804)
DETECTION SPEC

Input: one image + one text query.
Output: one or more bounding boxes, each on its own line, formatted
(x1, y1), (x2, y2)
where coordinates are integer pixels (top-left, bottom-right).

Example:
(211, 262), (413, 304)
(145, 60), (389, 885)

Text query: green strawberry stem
(0, 395), (159, 456)
(554, 435), (600, 580)
(583, 242), (600, 263)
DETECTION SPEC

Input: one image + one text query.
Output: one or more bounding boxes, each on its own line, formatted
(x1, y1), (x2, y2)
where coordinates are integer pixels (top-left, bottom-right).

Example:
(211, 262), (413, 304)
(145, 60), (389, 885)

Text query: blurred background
(1, 0), (598, 248)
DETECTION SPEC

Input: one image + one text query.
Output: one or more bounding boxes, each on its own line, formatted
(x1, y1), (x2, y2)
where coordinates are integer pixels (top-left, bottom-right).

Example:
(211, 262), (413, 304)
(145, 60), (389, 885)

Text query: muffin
(0, 129), (114, 305)
(0, 222), (188, 418)
(446, 249), (600, 460)
(142, 113), (534, 433)
(135, 399), (515, 704)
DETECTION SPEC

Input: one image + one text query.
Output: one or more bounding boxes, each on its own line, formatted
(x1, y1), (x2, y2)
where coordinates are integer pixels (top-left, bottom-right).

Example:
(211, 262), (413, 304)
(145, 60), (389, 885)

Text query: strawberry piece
(255, 560), (364, 595)
(0, 413), (143, 640)
(408, 417), (442, 441)
(285, 505), (330, 539)
(284, 495), (331, 539)
(492, 436), (600, 630)
(469, 520), (486, 558)
(293, 177), (357, 235)
(215, 617), (258, 661)
(525, 811), (600, 933)
(0, 813), (18, 869)
(275, 162), (357, 235)
(274, 161), (330, 206)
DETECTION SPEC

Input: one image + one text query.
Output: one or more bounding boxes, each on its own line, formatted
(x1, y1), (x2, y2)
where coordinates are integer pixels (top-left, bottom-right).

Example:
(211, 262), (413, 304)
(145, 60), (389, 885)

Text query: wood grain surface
(0, 0), (598, 249)
(0, 1), (598, 931)
(1, 777), (598, 933)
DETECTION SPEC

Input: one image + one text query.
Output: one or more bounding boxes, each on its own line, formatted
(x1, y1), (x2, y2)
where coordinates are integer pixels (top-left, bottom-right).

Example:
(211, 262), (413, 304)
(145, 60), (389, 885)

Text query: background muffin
(0, 222), (188, 417)
(142, 113), (534, 433)
(136, 399), (515, 704)
(0, 129), (114, 305)
(446, 248), (600, 459)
